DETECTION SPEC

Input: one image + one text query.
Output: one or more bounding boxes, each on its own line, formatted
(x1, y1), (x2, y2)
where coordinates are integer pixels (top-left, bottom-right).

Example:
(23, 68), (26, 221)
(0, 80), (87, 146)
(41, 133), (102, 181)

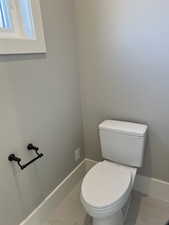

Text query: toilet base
(93, 210), (124, 225)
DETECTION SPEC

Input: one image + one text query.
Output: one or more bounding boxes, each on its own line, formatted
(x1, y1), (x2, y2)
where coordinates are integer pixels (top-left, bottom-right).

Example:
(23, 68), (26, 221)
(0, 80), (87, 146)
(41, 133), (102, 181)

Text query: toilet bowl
(81, 160), (137, 225)
(80, 120), (148, 225)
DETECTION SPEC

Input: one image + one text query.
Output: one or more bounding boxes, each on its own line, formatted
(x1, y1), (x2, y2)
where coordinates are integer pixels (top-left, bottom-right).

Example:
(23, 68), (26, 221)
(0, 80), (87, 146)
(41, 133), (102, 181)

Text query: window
(0, 0), (12, 30)
(0, 0), (46, 54)
(19, 0), (34, 38)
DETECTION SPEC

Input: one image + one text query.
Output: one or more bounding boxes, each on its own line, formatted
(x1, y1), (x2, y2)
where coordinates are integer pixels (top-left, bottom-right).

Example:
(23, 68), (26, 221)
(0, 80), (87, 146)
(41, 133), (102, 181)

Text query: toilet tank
(99, 120), (148, 167)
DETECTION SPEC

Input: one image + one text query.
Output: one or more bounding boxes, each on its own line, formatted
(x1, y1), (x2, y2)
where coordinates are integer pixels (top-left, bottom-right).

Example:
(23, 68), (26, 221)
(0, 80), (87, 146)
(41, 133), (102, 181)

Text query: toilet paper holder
(8, 144), (44, 170)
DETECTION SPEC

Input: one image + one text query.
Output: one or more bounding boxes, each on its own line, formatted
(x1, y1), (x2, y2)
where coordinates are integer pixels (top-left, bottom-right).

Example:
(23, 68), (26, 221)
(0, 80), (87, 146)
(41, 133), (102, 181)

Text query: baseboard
(85, 159), (169, 202)
(19, 159), (86, 225)
(84, 158), (98, 172)
(134, 174), (169, 202)
(19, 158), (169, 225)
(84, 159), (169, 202)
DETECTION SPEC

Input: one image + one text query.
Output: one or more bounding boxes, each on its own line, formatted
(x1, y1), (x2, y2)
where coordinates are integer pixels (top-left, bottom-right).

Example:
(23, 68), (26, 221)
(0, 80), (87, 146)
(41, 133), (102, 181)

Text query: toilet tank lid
(99, 120), (148, 137)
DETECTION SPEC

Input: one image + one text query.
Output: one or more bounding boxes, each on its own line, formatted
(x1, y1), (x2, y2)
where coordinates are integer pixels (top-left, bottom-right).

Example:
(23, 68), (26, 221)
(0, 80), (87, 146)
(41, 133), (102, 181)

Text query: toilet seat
(81, 161), (133, 215)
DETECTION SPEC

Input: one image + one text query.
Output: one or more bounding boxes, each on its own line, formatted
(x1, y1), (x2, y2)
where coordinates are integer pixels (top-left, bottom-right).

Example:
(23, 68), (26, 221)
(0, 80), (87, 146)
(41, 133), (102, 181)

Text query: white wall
(2, 1), (169, 224)
(0, 1), (84, 225)
(75, 0), (169, 182)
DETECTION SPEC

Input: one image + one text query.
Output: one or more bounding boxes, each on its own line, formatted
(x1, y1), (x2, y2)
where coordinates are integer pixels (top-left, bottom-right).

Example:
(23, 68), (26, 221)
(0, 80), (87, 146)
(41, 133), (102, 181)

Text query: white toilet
(81, 120), (148, 225)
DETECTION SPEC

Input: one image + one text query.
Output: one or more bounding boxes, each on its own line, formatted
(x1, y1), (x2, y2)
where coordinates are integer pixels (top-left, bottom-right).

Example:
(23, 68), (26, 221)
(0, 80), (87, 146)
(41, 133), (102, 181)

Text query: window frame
(0, 0), (46, 54)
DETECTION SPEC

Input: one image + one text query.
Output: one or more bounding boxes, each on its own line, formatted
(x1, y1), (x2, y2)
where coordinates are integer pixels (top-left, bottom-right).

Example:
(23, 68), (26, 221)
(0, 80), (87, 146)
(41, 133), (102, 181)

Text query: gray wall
(75, 0), (169, 182)
(0, 1), (84, 225)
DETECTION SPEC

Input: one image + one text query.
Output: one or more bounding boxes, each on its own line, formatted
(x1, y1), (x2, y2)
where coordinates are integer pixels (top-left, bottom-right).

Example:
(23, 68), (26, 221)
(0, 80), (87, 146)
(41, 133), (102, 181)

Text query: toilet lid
(81, 161), (132, 209)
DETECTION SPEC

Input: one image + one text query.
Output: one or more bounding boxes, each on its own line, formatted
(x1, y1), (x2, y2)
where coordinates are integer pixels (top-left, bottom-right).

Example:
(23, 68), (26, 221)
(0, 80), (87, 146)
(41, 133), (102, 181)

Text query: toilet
(81, 120), (148, 225)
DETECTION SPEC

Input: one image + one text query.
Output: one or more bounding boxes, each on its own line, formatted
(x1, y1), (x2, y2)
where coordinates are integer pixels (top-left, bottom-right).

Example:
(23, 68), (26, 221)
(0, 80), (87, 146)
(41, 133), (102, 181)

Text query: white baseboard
(85, 159), (169, 202)
(84, 158), (97, 172)
(19, 160), (86, 225)
(19, 158), (169, 225)
(134, 174), (169, 202)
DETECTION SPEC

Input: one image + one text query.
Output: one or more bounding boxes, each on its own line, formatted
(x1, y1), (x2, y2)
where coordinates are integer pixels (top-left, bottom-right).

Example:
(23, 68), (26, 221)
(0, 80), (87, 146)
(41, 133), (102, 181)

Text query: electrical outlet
(74, 148), (81, 162)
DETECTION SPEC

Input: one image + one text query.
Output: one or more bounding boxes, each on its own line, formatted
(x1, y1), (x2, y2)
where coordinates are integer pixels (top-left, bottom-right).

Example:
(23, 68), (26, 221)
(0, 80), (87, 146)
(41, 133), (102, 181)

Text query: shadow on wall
(0, 53), (46, 63)
(139, 131), (152, 178)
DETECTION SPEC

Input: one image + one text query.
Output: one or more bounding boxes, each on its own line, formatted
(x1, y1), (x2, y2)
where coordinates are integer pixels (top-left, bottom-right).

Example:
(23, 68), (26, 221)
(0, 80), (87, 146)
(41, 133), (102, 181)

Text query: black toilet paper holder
(8, 144), (43, 170)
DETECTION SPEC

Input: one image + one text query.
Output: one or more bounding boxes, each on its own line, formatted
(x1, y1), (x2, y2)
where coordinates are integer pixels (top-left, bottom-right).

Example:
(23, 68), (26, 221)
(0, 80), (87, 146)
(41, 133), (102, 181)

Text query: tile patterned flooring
(44, 181), (169, 225)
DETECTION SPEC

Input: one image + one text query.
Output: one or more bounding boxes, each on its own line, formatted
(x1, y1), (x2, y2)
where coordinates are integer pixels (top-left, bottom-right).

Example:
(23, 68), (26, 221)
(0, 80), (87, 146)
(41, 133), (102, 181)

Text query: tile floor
(44, 180), (169, 225)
